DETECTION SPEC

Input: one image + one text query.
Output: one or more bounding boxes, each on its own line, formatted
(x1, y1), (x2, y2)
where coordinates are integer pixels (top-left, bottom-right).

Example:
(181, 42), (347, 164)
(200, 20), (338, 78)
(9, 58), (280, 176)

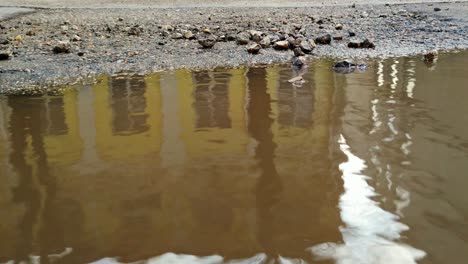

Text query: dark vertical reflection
(7, 97), (84, 264)
(8, 98), (42, 262)
(192, 71), (232, 129)
(110, 76), (149, 135)
(246, 68), (283, 260)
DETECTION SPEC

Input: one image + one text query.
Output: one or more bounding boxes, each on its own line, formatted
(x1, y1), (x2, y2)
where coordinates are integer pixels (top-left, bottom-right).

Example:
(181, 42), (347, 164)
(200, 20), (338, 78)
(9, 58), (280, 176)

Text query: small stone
(236, 32), (251, 45)
(293, 47), (305, 57)
(202, 28), (211, 34)
(315, 34), (331, 45)
(15, 35), (23, 42)
(0, 49), (12, 60)
(288, 75), (305, 84)
(226, 34), (236, 41)
(26, 30), (35, 36)
(299, 39), (315, 54)
(247, 43), (262, 54)
(77, 51), (85, 56)
(349, 31), (356, 37)
(434, 7), (441, 12)
(183, 31), (195, 39)
(335, 24), (343, 30)
(287, 37), (297, 49)
(348, 38), (375, 49)
(291, 56), (307, 68)
(333, 36), (343, 41)
(259, 36), (271, 48)
(198, 36), (216, 49)
(334, 60), (356, 68)
(0, 38), (9, 45)
(424, 49), (438, 62)
(72, 35), (81, 42)
(128, 26), (142, 36)
(53, 41), (72, 54)
(171, 33), (183, 39)
(273, 40), (289, 50)
(248, 30), (263, 42)
(162, 25), (174, 31)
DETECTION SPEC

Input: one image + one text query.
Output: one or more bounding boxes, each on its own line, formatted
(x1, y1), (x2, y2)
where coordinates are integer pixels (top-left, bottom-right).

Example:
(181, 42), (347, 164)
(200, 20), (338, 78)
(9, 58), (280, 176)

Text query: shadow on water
(1, 50), (468, 264)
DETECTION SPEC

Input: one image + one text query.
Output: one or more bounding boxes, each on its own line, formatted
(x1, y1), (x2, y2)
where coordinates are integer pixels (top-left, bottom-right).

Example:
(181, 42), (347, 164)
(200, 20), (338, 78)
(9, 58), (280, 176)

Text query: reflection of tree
(110, 77), (149, 135)
(7, 97), (84, 264)
(277, 68), (314, 128)
(246, 68), (283, 259)
(192, 71), (232, 129)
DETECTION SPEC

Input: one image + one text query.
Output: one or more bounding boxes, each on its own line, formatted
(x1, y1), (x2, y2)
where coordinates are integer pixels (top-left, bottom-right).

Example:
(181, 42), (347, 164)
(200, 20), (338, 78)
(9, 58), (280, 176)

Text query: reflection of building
(0, 64), (344, 263)
(109, 76), (149, 135)
(192, 71), (232, 129)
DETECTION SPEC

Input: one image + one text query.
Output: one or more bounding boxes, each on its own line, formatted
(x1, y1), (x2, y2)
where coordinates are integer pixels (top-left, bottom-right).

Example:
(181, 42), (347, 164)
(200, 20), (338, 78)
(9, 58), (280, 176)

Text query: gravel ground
(0, 2), (467, 94)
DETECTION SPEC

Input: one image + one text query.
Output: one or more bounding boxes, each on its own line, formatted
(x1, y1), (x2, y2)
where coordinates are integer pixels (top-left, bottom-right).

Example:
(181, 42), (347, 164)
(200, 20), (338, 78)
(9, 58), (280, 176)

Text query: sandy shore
(0, 1), (467, 94)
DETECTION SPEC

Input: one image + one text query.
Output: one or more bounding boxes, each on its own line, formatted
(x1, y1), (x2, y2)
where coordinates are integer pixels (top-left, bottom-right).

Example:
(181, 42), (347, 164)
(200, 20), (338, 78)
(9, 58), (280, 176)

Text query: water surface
(1, 51), (468, 264)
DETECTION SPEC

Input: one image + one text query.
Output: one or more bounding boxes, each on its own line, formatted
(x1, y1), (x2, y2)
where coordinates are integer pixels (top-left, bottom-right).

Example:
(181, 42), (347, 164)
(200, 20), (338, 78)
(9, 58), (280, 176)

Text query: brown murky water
(1, 51), (468, 264)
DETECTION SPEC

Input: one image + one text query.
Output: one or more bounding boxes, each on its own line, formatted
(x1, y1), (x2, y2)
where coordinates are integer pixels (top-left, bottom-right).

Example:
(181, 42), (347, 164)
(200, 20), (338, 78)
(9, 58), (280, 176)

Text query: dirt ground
(2, 0), (467, 8)
(1, 1), (467, 94)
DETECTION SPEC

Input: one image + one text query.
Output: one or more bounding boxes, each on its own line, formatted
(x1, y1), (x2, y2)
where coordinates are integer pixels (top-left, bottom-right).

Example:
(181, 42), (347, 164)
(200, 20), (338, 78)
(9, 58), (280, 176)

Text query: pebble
(198, 36), (217, 48)
(53, 41), (72, 54)
(247, 43), (262, 54)
(315, 34), (332, 45)
(273, 40), (289, 50)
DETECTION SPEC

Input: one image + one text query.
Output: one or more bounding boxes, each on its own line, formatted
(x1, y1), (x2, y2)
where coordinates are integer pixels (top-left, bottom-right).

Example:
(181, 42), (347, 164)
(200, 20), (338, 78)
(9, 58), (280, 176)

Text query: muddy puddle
(1, 51), (468, 264)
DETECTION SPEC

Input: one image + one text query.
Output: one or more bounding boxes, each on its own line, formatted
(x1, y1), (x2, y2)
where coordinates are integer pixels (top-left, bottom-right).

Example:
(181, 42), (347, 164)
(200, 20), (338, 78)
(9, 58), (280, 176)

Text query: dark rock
(247, 43), (262, 54)
(77, 51), (85, 56)
(334, 60), (356, 68)
(333, 36), (343, 41)
(348, 38), (375, 49)
(291, 56), (307, 68)
(198, 36), (217, 49)
(226, 34), (236, 41)
(293, 47), (305, 57)
(316, 19), (324, 24)
(0, 38), (9, 45)
(434, 7), (441, 12)
(349, 31), (356, 37)
(335, 24), (343, 30)
(333, 60), (367, 73)
(287, 37), (297, 49)
(0, 49), (12, 60)
(273, 40), (289, 50)
(53, 41), (72, 54)
(259, 36), (271, 48)
(315, 34), (332, 45)
(128, 26), (142, 36)
(424, 50), (438, 62)
(236, 32), (251, 45)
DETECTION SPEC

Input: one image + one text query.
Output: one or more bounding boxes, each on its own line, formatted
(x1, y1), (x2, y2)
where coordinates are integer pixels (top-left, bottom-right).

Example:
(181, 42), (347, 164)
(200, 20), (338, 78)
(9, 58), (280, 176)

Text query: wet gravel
(0, 2), (467, 94)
